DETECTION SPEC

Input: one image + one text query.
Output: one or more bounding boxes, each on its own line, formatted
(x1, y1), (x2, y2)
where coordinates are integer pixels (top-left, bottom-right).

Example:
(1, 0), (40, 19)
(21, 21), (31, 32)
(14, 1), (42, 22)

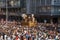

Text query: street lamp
(6, 0), (8, 26)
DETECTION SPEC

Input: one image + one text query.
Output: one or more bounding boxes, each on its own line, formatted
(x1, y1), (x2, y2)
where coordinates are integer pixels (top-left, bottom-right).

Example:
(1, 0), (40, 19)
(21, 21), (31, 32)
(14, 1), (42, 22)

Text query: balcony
(52, 11), (60, 15)
(37, 12), (51, 15)
(0, 0), (21, 8)
(36, 11), (60, 16)
(0, 12), (22, 16)
(7, 0), (20, 8)
(51, 0), (60, 6)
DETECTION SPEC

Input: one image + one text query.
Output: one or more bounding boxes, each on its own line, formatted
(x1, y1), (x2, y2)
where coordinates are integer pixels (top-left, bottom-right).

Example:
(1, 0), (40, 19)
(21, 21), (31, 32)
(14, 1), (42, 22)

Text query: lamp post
(6, 0), (8, 26)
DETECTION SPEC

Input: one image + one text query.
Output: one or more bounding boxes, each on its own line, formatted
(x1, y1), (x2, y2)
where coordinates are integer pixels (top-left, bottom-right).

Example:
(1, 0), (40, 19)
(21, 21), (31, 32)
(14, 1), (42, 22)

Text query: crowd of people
(0, 19), (60, 40)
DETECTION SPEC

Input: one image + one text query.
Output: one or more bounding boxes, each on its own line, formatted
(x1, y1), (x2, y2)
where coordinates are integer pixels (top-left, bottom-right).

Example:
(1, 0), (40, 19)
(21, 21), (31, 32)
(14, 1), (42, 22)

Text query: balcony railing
(36, 12), (51, 15)
(0, 12), (22, 16)
(36, 11), (60, 16)
(52, 11), (60, 15)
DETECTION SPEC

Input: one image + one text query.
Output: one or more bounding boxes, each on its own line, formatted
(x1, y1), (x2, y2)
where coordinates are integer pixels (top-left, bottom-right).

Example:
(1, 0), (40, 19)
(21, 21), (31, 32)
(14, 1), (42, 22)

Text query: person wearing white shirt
(7, 36), (12, 40)
(1, 35), (3, 40)
(4, 35), (7, 40)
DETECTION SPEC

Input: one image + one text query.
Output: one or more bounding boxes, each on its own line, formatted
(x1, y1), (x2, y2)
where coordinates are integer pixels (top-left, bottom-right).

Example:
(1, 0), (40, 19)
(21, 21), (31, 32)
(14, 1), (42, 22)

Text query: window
(46, 7), (51, 12)
(9, 0), (20, 7)
(41, 7), (46, 12)
(41, 0), (45, 5)
(0, 1), (6, 7)
(58, 9), (60, 11)
(46, 0), (51, 5)
(20, 0), (26, 8)
(54, 0), (60, 5)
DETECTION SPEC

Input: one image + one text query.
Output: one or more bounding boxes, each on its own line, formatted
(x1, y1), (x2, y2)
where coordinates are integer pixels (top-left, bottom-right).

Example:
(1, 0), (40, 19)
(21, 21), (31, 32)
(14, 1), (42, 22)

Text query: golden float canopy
(21, 14), (37, 27)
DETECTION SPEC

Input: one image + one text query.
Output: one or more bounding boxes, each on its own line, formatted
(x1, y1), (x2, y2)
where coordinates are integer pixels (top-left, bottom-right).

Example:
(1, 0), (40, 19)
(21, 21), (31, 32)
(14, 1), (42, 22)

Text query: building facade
(26, 0), (60, 23)
(0, 0), (23, 21)
(26, 0), (60, 15)
(0, 0), (60, 23)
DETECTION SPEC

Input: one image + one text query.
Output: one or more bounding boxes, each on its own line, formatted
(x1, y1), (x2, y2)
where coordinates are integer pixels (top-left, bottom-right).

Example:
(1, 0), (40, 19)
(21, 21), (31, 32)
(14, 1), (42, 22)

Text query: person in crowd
(0, 18), (59, 40)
